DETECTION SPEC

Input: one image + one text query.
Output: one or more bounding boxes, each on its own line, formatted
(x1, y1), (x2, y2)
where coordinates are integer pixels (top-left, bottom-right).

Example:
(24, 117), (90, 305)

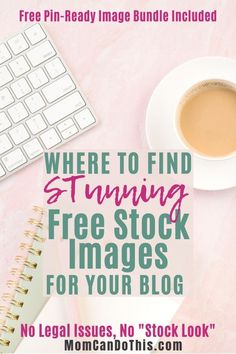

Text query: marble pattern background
(0, 0), (235, 352)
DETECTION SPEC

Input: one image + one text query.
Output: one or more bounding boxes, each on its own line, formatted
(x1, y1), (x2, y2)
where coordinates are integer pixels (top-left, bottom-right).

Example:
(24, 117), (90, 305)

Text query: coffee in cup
(176, 80), (236, 158)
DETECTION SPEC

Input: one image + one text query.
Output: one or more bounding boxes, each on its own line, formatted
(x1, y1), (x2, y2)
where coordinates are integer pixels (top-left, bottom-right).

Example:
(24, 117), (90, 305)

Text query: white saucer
(146, 56), (236, 191)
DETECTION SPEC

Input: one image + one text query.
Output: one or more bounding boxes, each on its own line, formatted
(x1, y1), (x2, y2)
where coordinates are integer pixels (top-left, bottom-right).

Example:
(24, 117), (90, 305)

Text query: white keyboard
(0, 24), (97, 180)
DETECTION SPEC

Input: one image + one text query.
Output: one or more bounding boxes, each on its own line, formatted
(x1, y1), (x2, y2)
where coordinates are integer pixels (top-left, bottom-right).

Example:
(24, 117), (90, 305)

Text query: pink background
(0, 0), (235, 352)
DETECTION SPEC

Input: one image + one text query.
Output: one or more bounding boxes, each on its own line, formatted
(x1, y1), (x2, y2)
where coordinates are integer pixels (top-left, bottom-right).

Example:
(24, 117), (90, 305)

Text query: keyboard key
(58, 118), (78, 139)
(0, 66), (13, 87)
(0, 113), (11, 132)
(9, 124), (30, 144)
(9, 56), (30, 77)
(42, 75), (75, 103)
(26, 114), (47, 134)
(8, 34), (29, 55)
(8, 102), (28, 123)
(44, 92), (85, 125)
(11, 78), (31, 99)
(25, 92), (45, 113)
(0, 44), (11, 64)
(0, 164), (5, 177)
(40, 128), (61, 149)
(28, 68), (48, 89)
(2, 148), (27, 171)
(0, 88), (14, 109)
(61, 125), (78, 139)
(45, 58), (65, 78)
(23, 138), (44, 159)
(27, 41), (56, 67)
(25, 24), (46, 45)
(0, 134), (13, 154)
(57, 118), (75, 131)
(74, 108), (96, 129)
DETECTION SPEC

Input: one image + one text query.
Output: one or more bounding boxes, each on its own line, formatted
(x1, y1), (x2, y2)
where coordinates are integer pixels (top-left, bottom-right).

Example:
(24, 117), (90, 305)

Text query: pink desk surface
(0, 0), (235, 351)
